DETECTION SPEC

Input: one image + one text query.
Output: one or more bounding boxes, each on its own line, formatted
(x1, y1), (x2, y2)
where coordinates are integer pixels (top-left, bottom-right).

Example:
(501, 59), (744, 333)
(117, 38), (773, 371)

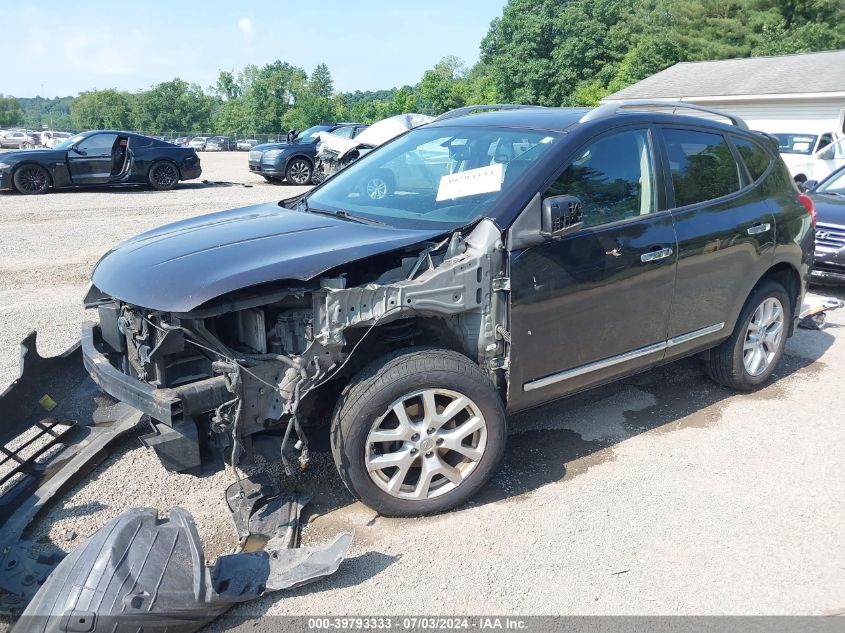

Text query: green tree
(0, 95), (24, 127)
(131, 79), (214, 133)
(419, 56), (468, 114)
(71, 89), (133, 130)
(310, 63), (334, 100)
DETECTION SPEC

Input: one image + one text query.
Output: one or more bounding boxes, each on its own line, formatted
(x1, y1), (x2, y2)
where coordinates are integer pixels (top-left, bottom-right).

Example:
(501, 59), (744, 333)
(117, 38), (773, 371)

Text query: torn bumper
(81, 321), (229, 425)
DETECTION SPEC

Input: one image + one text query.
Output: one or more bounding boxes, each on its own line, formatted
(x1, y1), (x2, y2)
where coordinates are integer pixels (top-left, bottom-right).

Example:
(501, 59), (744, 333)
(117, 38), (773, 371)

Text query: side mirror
(819, 148), (835, 160)
(71, 145), (87, 156)
(541, 195), (584, 238)
(799, 180), (818, 192)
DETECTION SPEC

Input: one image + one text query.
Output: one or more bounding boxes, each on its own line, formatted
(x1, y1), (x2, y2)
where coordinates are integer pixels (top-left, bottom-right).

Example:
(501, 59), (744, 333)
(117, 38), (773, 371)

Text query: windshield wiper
(307, 206), (389, 227)
(819, 191), (845, 198)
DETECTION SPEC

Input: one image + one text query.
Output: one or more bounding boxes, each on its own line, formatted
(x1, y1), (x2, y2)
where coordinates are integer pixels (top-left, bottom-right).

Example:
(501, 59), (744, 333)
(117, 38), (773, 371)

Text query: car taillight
(798, 193), (816, 225)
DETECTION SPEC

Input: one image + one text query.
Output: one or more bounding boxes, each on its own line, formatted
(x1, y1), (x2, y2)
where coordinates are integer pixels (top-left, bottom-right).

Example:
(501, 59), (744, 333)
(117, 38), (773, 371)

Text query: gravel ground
(1, 153), (843, 626)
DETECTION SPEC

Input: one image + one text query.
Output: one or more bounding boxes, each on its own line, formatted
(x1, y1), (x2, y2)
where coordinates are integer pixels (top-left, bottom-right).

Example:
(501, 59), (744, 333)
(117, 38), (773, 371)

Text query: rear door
(660, 127), (776, 360)
(68, 133), (118, 184)
(508, 126), (678, 411)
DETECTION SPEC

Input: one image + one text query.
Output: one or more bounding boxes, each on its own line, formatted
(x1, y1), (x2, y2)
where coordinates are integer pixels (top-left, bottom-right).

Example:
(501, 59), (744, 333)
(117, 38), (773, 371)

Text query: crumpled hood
(91, 202), (442, 312)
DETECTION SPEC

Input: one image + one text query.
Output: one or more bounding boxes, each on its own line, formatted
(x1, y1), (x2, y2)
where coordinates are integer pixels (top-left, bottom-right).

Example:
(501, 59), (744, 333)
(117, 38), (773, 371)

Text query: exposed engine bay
(83, 218), (508, 476)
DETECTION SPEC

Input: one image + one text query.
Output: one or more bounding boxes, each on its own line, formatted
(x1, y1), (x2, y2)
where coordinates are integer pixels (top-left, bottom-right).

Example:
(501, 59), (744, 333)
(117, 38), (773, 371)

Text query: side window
(663, 129), (741, 207)
(75, 133), (118, 156)
(818, 134), (833, 151)
(331, 126), (356, 139)
(546, 128), (656, 228)
(733, 137), (772, 182)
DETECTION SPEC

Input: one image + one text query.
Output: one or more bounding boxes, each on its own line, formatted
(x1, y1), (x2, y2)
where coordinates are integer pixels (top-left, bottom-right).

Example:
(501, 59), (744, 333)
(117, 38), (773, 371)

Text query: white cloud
(62, 33), (134, 76)
(238, 17), (254, 45)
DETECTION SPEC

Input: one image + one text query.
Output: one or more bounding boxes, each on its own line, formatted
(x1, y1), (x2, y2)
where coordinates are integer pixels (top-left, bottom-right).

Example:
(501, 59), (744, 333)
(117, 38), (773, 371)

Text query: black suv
(83, 102), (814, 517)
(248, 123), (367, 185)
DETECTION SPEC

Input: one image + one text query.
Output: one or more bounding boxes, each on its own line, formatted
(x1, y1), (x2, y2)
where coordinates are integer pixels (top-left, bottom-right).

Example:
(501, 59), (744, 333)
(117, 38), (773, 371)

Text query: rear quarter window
(663, 129), (741, 208)
(733, 137), (772, 182)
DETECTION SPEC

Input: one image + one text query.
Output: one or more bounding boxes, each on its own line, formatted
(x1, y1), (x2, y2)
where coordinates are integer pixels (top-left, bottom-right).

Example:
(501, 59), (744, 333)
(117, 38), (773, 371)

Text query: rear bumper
(181, 165), (202, 181)
(81, 321), (228, 425)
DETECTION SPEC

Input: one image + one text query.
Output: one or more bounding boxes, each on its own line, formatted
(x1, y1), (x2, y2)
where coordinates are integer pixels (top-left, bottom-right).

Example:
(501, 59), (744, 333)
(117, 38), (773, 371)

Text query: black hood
(0, 148), (66, 164)
(91, 202), (443, 312)
(811, 192), (845, 227)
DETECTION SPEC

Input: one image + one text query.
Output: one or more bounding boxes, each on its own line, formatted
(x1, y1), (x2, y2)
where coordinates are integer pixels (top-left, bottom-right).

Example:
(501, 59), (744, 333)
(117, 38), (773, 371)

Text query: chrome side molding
(523, 322), (725, 392)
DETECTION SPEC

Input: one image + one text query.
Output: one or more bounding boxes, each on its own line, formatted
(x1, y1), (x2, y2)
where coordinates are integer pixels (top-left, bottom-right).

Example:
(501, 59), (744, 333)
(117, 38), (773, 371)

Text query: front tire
(148, 161), (179, 191)
(706, 280), (791, 390)
(13, 164), (50, 195)
(331, 348), (507, 517)
(285, 158), (312, 185)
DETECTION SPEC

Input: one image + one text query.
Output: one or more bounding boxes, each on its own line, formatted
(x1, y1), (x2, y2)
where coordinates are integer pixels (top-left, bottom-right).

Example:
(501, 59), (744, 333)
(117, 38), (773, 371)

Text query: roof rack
(433, 104), (542, 123)
(581, 100), (749, 130)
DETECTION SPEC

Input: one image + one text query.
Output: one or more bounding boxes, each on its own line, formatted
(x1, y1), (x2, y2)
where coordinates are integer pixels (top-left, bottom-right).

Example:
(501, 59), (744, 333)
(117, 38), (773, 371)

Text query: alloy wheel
(16, 166), (47, 193)
(365, 177), (389, 199)
(743, 297), (784, 377)
(288, 161), (310, 184)
(365, 388), (488, 501)
(153, 163), (178, 188)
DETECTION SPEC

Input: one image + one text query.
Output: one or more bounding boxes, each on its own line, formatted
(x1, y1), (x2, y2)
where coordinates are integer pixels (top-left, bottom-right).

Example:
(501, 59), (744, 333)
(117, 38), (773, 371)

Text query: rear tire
(13, 164), (50, 195)
(331, 348), (507, 517)
(706, 280), (791, 390)
(148, 161), (179, 191)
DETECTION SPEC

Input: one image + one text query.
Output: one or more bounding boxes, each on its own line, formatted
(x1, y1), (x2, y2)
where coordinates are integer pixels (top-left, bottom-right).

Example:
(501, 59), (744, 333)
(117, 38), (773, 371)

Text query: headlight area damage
(2, 218), (509, 628)
(82, 218), (508, 479)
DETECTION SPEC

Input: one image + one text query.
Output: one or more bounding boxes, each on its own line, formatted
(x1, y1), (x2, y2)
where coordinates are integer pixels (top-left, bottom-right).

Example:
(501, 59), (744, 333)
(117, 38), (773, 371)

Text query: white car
(0, 130), (32, 149)
(774, 131), (845, 182)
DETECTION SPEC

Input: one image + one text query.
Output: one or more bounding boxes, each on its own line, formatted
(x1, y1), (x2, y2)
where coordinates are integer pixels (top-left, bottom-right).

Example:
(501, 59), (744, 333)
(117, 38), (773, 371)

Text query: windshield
(774, 133), (817, 155)
(817, 168), (845, 195)
(295, 125), (332, 143)
(54, 133), (86, 150)
(306, 125), (560, 230)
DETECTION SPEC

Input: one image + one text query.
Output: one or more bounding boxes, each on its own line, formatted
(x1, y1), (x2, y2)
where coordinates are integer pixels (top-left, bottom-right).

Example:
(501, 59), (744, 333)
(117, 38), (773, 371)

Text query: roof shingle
(604, 49), (845, 100)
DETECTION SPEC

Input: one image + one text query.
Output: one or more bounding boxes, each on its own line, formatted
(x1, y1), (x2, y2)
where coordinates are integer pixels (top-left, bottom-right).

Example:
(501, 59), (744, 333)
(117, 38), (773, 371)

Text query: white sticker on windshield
(436, 162), (504, 202)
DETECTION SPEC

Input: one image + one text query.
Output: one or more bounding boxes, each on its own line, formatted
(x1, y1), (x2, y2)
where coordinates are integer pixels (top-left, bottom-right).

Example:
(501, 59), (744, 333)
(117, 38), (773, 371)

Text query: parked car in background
(189, 137), (209, 151)
(804, 165), (845, 285)
(774, 131), (845, 183)
(237, 139), (258, 151)
(0, 130), (202, 194)
(248, 123), (367, 185)
(1, 130), (33, 149)
(174, 137), (191, 146)
(205, 136), (237, 151)
(314, 113), (433, 185)
(41, 131), (73, 148)
(83, 102), (812, 517)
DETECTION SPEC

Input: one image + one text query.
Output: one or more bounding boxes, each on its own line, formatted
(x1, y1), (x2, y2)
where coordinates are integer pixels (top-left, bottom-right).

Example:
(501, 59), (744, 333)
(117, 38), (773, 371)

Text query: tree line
(2, 0), (843, 133)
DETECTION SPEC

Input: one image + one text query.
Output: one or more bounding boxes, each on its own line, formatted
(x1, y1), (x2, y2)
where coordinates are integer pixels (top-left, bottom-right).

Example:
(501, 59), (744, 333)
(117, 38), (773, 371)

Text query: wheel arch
(12, 161), (54, 191)
(753, 261), (802, 336)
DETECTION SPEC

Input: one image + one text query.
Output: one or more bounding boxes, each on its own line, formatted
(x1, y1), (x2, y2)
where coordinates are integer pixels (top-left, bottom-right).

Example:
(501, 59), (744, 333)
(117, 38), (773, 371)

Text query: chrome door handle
(641, 247), (673, 263)
(747, 222), (771, 235)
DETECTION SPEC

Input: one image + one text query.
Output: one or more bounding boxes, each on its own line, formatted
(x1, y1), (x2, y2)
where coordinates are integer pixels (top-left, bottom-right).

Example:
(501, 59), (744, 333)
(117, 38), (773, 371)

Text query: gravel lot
(1, 151), (843, 625)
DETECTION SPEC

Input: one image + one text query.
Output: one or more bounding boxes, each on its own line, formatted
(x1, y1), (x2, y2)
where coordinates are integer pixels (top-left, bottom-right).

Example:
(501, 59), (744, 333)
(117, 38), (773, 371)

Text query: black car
(805, 165), (845, 284)
(82, 102), (813, 517)
(248, 123), (367, 185)
(205, 136), (237, 151)
(0, 130), (202, 194)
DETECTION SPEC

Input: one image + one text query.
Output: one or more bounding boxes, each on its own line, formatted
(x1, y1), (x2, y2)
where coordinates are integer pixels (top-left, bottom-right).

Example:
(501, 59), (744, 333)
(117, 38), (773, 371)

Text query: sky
(0, 0), (508, 98)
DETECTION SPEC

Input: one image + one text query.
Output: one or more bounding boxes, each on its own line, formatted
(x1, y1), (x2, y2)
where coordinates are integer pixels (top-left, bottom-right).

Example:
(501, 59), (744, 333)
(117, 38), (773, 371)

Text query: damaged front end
(81, 218), (509, 477)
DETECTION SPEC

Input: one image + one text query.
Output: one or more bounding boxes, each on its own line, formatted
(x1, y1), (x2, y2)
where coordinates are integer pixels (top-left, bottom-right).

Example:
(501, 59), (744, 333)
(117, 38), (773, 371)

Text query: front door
(508, 127), (677, 411)
(68, 133), (118, 184)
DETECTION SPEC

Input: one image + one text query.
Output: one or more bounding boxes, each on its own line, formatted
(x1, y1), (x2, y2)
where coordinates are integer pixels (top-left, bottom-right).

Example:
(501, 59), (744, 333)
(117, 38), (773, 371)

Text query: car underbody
(83, 218), (508, 476)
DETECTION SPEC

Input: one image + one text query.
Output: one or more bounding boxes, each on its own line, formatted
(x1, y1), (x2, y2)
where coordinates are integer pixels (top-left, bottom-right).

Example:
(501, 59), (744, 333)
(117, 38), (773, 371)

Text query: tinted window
(546, 128), (656, 227)
(75, 133), (118, 156)
(733, 137), (772, 181)
(663, 129), (740, 207)
(773, 133), (817, 155)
